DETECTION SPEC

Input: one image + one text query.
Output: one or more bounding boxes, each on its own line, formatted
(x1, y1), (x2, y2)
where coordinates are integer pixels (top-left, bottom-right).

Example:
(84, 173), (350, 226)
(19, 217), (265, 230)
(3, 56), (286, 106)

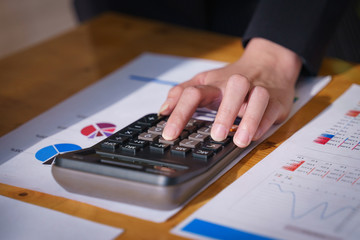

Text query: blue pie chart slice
(35, 143), (82, 162)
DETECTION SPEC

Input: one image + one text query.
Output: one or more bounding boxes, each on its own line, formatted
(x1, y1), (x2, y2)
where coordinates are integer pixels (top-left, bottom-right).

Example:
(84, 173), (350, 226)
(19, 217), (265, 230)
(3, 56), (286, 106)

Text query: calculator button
(179, 131), (189, 140)
(192, 149), (213, 160)
(187, 119), (205, 127)
(100, 141), (120, 151)
(128, 123), (147, 133)
(138, 132), (159, 142)
(197, 126), (211, 135)
(230, 125), (238, 132)
(188, 133), (209, 142)
(179, 139), (201, 149)
(109, 135), (129, 143)
(171, 145), (191, 156)
(118, 128), (138, 138)
(205, 122), (213, 127)
(184, 125), (197, 134)
(150, 142), (170, 153)
(159, 136), (179, 145)
(228, 131), (235, 138)
(129, 139), (148, 148)
(148, 126), (164, 135)
(137, 114), (161, 126)
(121, 144), (140, 154)
(228, 125), (238, 138)
(156, 120), (167, 128)
(210, 137), (231, 146)
(202, 143), (222, 153)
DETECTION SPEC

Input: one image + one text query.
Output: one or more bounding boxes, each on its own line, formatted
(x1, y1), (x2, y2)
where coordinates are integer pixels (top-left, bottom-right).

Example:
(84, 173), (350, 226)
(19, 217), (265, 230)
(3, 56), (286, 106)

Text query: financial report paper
(173, 84), (360, 240)
(0, 53), (330, 222)
(0, 195), (123, 240)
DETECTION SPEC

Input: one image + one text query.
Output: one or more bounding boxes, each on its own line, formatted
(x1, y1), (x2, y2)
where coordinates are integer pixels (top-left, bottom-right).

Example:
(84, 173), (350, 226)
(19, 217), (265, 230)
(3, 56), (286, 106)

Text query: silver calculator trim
(51, 147), (243, 210)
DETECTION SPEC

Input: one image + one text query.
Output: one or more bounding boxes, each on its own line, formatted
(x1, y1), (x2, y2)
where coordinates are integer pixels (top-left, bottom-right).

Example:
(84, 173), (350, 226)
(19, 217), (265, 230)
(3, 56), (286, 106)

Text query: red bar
(346, 110), (360, 117)
(314, 136), (331, 145)
(282, 160), (305, 171)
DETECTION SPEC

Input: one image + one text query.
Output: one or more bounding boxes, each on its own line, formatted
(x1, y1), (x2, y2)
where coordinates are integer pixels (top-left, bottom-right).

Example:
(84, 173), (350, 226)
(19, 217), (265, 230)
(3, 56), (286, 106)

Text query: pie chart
(81, 123), (116, 138)
(35, 143), (82, 162)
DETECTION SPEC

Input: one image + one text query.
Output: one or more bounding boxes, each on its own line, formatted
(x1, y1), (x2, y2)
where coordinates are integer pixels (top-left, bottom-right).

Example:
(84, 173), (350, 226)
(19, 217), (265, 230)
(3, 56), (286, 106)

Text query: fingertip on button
(211, 123), (227, 141)
(162, 123), (179, 140)
(233, 128), (250, 148)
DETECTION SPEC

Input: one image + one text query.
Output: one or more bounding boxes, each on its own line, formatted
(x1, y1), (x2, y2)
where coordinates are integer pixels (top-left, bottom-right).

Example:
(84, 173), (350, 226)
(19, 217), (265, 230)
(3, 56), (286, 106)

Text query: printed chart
(312, 107), (360, 156)
(179, 163), (360, 240)
(81, 123), (116, 138)
(35, 143), (82, 164)
(173, 85), (360, 240)
(282, 156), (360, 189)
(227, 170), (360, 238)
(177, 157), (360, 240)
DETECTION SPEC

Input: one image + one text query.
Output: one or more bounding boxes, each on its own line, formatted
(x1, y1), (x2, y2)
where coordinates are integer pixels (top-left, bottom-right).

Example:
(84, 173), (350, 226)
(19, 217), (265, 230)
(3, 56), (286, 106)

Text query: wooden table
(0, 13), (359, 239)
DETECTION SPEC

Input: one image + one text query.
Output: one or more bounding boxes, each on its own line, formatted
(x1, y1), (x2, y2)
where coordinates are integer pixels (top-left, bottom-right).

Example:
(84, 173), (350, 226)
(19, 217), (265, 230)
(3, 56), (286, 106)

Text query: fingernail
(158, 103), (169, 115)
(234, 128), (250, 147)
(211, 123), (227, 141)
(163, 123), (178, 140)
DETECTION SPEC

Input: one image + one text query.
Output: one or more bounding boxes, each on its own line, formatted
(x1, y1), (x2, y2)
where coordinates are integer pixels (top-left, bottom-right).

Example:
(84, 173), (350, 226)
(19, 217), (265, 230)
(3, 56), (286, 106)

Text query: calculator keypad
(97, 113), (235, 163)
(53, 113), (242, 210)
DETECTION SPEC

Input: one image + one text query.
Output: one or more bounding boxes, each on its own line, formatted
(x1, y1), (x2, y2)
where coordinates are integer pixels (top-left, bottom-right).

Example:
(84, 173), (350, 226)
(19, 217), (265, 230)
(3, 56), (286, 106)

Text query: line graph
(228, 170), (360, 238)
(269, 183), (357, 221)
(177, 87), (360, 240)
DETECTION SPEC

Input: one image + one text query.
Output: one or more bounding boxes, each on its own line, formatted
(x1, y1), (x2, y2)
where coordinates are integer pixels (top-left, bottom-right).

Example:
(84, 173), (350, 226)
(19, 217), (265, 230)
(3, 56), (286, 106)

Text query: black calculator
(52, 113), (243, 210)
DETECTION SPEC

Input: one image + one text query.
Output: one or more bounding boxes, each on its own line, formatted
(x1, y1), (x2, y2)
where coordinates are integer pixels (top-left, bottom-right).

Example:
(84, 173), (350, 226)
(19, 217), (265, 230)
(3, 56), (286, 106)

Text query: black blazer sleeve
(243, 0), (349, 75)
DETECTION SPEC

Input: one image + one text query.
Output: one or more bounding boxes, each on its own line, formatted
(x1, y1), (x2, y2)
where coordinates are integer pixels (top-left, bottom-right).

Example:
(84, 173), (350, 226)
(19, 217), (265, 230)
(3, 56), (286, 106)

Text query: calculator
(52, 113), (243, 210)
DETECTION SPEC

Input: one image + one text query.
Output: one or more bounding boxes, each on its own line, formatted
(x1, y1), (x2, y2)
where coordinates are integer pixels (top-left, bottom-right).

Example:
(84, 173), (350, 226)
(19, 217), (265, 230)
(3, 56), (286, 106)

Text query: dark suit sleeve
(243, 0), (349, 75)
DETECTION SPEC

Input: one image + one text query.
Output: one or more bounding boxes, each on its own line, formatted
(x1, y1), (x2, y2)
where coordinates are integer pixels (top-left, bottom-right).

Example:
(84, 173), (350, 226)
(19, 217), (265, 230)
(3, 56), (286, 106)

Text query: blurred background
(0, 0), (78, 60)
(0, 0), (359, 63)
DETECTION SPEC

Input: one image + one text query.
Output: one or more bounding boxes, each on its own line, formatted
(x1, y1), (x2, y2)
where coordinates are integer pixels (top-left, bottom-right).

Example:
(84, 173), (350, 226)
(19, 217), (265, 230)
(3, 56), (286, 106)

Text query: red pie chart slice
(81, 123), (116, 138)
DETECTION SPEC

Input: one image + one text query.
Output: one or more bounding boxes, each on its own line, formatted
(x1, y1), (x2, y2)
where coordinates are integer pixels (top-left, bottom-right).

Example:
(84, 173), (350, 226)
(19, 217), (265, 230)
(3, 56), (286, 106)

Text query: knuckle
(168, 85), (183, 98)
(183, 86), (202, 100)
(228, 74), (250, 87)
(193, 71), (208, 85)
(254, 86), (270, 99)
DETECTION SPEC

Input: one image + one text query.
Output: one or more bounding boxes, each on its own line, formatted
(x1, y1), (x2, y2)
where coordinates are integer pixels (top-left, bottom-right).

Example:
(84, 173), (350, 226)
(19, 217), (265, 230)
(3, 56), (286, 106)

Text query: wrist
(240, 38), (302, 87)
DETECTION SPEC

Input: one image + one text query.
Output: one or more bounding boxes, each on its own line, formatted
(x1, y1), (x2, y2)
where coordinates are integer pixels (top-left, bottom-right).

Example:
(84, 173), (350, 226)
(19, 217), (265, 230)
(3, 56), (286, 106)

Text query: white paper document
(0, 53), (330, 222)
(0, 195), (122, 240)
(173, 84), (360, 240)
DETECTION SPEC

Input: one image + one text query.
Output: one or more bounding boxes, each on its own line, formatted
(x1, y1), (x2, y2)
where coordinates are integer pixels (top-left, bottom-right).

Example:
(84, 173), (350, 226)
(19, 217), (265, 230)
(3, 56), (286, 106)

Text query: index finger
(163, 85), (221, 140)
(159, 72), (208, 116)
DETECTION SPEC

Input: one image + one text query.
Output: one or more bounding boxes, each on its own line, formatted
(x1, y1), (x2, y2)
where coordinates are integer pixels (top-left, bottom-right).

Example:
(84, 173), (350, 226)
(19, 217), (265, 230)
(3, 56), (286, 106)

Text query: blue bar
(129, 75), (178, 86)
(320, 133), (335, 139)
(182, 219), (273, 240)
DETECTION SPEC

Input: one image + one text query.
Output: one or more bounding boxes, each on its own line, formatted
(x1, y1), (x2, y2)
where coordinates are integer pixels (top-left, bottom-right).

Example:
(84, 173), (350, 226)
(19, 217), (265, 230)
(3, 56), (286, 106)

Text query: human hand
(159, 38), (302, 148)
